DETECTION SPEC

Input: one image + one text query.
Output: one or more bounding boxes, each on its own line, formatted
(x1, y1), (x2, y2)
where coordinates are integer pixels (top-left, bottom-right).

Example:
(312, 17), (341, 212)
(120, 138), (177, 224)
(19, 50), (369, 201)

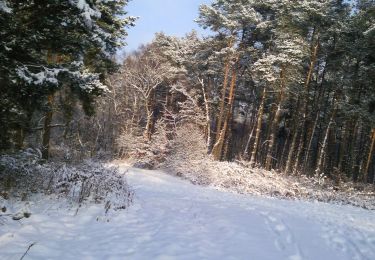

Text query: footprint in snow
(260, 211), (303, 259)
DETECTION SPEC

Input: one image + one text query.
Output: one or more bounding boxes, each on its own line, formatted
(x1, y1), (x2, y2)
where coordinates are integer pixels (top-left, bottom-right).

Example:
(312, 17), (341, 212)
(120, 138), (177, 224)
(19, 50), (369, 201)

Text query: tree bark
(215, 38), (234, 144)
(130, 95), (138, 134)
(250, 87), (266, 167)
(200, 78), (212, 153)
(243, 123), (256, 159)
(144, 99), (153, 141)
(285, 129), (301, 174)
(285, 98), (301, 173)
(41, 94), (54, 160)
(292, 33), (320, 172)
(364, 129), (375, 182)
(315, 103), (337, 176)
(337, 120), (351, 173)
(212, 68), (237, 161)
(265, 68), (285, 170)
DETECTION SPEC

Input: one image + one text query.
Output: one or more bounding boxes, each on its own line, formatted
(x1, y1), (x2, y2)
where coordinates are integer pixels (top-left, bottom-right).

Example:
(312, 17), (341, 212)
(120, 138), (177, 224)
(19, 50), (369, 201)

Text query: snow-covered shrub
(117, 132), (149, 159)
(47, 162), (133, 212)
(116, 120), (172, 169)
(0, 149), (133, 212)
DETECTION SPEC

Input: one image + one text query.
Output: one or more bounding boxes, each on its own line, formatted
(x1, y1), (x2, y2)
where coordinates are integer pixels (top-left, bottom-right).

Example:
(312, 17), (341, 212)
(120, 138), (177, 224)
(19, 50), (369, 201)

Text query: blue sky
(123, 0), (213, 52)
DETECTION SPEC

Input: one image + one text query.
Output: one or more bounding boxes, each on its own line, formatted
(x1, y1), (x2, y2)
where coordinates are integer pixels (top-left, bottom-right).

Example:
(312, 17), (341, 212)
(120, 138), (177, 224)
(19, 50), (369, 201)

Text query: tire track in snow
(322, 220), (375, 260)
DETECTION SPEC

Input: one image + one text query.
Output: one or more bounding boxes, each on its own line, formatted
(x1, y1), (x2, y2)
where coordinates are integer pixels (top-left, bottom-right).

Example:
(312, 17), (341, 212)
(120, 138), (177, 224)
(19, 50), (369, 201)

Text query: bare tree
(121, 48), (170, 141)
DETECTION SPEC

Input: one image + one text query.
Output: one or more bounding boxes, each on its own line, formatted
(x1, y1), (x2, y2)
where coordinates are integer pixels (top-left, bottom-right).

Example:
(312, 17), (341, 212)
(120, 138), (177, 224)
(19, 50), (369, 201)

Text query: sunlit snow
(1, 166), (374, 260)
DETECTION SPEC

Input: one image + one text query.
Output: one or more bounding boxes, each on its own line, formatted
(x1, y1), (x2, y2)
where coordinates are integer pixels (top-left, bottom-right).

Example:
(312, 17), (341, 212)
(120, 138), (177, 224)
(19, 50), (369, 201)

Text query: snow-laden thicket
(117, 120), (172, 169)
(128, 124), (375, 210)
(0, 149), (133, 220)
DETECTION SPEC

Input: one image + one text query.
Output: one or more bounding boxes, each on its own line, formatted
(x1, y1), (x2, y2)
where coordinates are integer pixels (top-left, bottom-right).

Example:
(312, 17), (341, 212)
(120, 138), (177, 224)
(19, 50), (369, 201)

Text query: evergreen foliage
(0, 0), (136, 151)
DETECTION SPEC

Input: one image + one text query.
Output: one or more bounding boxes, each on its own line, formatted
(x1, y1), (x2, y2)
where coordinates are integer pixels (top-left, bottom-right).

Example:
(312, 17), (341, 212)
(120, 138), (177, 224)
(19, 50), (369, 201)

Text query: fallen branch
(20, 242), (36, 260)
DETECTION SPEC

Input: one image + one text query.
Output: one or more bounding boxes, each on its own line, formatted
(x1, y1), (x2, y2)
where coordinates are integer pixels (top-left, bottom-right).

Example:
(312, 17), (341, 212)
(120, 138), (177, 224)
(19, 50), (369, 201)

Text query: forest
(1, 0), (375, 259)
(2, 0), (374, 182)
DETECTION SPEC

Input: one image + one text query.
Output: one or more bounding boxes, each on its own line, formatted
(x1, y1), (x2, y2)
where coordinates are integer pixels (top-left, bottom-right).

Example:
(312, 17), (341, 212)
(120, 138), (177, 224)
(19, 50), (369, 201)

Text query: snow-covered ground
(1, 166), (375, 260)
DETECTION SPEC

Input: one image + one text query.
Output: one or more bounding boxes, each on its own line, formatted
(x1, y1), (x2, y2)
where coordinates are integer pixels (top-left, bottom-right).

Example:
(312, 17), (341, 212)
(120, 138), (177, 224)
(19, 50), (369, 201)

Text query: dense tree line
(1, 0), (374, 184)
(0, 0), (135, 158)
(115, 0), (375, 183)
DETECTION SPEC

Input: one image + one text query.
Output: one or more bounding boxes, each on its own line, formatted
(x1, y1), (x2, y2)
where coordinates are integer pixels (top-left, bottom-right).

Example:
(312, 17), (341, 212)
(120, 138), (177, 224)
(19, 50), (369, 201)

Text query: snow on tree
(0, 0), (136, 156)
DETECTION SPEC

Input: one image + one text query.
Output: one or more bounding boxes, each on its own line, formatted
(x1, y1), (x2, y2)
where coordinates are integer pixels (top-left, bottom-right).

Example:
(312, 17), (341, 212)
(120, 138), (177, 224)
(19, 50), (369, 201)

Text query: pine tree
(0, 0), (136, 156)
(198, 0), (264, 160)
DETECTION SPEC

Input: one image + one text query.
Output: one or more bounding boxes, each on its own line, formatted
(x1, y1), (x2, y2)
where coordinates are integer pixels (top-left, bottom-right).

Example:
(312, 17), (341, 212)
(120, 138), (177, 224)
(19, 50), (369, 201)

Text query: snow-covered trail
(1, 166), (375, 260)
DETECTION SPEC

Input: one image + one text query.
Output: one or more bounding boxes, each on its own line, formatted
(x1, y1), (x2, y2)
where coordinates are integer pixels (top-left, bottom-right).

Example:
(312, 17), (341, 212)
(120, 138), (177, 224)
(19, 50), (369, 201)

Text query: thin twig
(20, 242), (36, 260)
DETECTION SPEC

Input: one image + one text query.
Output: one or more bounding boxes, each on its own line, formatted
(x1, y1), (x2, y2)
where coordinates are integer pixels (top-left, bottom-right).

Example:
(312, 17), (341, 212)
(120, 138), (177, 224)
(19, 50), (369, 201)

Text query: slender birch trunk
(315, 103), (337, 176)
(243, 123), (256, 159)
(200, 78), (212, 153)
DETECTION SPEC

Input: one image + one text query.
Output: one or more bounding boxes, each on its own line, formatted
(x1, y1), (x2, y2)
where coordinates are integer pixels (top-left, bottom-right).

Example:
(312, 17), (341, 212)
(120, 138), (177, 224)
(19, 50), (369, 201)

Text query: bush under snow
(0, 149), (134, 219)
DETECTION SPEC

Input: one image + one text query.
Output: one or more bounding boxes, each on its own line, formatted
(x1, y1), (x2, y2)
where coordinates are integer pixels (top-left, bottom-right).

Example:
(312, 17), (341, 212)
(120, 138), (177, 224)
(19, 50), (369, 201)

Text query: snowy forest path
(119, 166), (375, 260)
(1, 165), (375, 259)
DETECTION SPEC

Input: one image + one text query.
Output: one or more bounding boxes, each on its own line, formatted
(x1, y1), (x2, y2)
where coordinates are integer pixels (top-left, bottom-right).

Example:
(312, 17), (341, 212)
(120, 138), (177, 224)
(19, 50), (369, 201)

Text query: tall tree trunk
(364, 129), (375, 182)
(293, 132), (306, 175)
(243, 123), (256, 159)
(303, 112), (319, 172)
(303, 56), (329, 172)
(223, 120), (233, 160)
(265, 68), (285, 170)
(130, 95), (138, 134)
(144, 95), (154, 141)
(315, 103), (337, 176)
(285, 130), (301, 174)
(337, 120), (351, 173)
(250, 87), (266, 167)
(285, 98), (301, 173)
(215, 38), (234, 144)
(42, 94), (54, 160)
(212, 68), (237, 161)
(200, 77), (212, 153)
(277, 125), (290, 169)
(292, 33), (320, 172)
(304, 30), (320, 97)
(347, 120), (359, 180)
